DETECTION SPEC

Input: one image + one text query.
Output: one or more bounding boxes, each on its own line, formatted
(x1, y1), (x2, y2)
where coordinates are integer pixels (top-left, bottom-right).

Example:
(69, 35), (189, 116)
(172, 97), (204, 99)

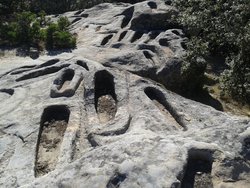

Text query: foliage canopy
(173, 0), (250, 104)
(0, 11), (76, 50)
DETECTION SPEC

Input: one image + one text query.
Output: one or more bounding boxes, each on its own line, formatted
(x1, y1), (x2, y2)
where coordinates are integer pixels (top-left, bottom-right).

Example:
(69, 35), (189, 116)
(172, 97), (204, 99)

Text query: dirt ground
(97, 95), (117, 124)
(194, 173), (213, 188)
(35, 120), (67, 177)
(60, 80), (71, 91)
(207, 83), (250, 117)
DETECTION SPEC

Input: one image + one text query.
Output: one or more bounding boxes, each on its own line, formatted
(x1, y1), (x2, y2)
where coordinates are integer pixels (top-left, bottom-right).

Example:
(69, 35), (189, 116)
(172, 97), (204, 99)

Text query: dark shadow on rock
(120, 6), (134, 28)
(114, 0), (144, 4)
(0, 46), (40, 59)
(206, 56), (229, 76)
(181, 149), (213, 188)
(16, 47), (30, 57)
(106, 173), (126, 188)
(16, 47), (40, 59)
(0, 46), (17, 55)
(144, 87), (187, 130)
(47, 49), (73, 56)
(241, 137), (250, 160)
(188, 89), (224, 111)
(127, 57), (223, 111)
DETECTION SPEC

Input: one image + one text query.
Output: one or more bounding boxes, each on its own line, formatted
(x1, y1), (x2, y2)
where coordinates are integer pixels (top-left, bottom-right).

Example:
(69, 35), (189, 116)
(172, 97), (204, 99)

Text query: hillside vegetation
(0, 12), (76, 50)
(173, 0), (250, 104)
(0, 0), (143, 14)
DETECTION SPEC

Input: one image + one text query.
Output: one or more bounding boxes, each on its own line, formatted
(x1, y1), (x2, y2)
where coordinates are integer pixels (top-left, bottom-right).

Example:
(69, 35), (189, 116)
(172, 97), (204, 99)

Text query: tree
(15, 11), (36, 44)
(173, 0), (250, 103)
(0, 0), (30, 15)
(46, 23), (59, 49)
(58, 17), (70, 31)
(53, 31), (76, 49)
(46, 17), (76, 50)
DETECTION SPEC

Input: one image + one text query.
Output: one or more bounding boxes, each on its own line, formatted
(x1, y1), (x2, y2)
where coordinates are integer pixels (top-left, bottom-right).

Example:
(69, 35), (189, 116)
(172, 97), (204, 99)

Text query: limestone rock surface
(0, 1), (250, 188)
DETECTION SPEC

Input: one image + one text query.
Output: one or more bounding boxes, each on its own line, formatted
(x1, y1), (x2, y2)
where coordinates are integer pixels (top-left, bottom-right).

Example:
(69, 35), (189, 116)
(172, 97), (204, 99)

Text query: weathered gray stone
(0, 0), (249, 188)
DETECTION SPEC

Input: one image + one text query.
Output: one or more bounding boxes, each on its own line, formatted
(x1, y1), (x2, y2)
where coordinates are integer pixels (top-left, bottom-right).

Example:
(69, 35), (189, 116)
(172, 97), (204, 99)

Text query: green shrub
(221, 23), (250, 103)
(38, 29), (46, 41)
(37, 10), (47, 26)
(0, 22), (18, 45)
(174, 0), (250, 103)
(53, 31), (76, 49)
(6, 22), (19, 44)
(0, 11), (38, 45)
(0, 11), (76, 51)
(15, 11), (36, 44)
(46, 23), (59, 49)
(58, 16), (70, 31)
(46, 17), (76, 49)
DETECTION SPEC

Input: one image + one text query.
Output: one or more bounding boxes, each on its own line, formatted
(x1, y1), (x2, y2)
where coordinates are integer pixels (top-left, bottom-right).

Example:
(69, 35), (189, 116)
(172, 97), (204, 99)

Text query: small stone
(196, 171), (202, 175)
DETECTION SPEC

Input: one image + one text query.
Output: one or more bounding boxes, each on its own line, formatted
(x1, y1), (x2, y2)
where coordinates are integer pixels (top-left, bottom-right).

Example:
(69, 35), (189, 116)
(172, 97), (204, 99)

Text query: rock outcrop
(0, 1), (249, 188)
